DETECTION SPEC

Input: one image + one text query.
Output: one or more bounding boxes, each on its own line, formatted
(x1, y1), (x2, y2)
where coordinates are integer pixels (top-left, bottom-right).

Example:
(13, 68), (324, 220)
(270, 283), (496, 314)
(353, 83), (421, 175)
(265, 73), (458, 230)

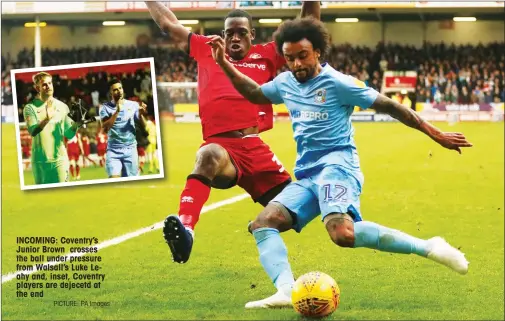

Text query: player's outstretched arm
(208, 36), (272, 105)
(145, 1), (190, 47)
(371, 94), (473, 154)
(63, 116), (80, 139)
(301, 1), (321, 20)
(63, 103), (83, 139)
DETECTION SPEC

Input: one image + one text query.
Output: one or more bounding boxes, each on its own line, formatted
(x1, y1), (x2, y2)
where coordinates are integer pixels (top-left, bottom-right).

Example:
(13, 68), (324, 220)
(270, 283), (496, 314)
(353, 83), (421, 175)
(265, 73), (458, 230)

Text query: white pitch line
(1, 193), (249, 284)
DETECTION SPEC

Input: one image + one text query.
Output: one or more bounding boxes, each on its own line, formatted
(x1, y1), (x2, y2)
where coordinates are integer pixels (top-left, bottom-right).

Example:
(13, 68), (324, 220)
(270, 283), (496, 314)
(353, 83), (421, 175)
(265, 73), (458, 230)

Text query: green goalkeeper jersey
(23, 98), (77, 163)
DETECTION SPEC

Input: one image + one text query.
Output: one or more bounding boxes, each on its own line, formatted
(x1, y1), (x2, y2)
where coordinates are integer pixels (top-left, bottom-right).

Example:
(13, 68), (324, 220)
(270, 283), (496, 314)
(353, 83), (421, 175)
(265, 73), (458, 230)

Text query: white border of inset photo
(11, 57), (165, 191)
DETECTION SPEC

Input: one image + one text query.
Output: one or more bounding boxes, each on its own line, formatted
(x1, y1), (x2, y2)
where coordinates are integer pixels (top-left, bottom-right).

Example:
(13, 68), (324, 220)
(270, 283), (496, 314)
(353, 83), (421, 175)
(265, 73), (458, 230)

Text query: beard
(292, 66), (316, 83)
(113, 93), (123, 102)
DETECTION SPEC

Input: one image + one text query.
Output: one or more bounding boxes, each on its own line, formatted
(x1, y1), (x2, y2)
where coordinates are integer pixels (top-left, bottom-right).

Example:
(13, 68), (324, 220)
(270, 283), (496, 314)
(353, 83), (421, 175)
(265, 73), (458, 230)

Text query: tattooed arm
(371, 94), (473, 153)
(145, 1), (190, 47)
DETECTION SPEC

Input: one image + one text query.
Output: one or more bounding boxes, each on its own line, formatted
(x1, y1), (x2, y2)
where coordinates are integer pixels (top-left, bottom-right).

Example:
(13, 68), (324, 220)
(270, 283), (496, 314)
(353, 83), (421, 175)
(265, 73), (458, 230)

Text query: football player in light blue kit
(209, 17), (473, 308)
(100, 78), (148, 178)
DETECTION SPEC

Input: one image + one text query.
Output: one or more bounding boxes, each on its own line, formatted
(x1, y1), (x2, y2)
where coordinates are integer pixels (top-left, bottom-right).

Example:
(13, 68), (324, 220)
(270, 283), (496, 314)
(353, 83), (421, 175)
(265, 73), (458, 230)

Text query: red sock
(178, 175), (211, 230)
(70, 165), (75, 177)
(76, 165), (80, 176)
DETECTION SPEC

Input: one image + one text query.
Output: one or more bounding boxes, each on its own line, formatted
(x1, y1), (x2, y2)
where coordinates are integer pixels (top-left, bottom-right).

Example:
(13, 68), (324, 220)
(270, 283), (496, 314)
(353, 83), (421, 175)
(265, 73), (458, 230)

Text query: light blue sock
(253, 227), (295, 295)
(353, 221), (429, 257)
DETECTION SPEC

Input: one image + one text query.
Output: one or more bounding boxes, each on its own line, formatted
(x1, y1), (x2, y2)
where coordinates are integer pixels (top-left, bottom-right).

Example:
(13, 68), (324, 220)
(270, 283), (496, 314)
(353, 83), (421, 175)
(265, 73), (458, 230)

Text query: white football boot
(245, 290), (292, 309)
(426, 237), (469, 275)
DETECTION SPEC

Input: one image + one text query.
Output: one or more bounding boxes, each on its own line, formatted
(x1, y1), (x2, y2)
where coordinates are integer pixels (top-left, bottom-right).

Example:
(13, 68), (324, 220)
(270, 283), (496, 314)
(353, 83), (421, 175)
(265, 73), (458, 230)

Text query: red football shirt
(66, 133), (81, 154)
(189, 33), (286, 139)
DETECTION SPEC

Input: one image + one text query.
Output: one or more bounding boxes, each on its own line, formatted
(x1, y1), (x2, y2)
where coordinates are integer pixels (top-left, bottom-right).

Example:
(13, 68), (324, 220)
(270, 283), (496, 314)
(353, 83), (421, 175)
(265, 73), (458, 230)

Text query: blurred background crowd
(6, 63), (157, 165)
(3, 41), (504, 113)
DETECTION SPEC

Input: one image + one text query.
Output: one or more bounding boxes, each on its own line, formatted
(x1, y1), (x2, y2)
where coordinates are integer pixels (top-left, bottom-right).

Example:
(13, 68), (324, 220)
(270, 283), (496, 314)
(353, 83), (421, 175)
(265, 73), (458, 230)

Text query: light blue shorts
(271, 165), (364, 233)
(106, 145), (139, 177)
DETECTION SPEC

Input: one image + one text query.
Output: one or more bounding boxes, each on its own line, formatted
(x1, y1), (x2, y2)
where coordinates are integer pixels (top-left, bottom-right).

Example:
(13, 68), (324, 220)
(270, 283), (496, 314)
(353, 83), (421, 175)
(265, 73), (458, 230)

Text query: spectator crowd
(2, 40), (504, 111)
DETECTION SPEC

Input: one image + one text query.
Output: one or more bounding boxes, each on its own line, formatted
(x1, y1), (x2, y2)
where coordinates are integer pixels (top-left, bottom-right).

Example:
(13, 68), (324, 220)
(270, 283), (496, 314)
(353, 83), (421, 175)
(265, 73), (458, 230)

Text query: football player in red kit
(20, 128), (32, 169)
(66, 131), (84, 180)
(146, 1), (320, 264)
(82, 134), (90, 167)
(96, 130), (107, 167)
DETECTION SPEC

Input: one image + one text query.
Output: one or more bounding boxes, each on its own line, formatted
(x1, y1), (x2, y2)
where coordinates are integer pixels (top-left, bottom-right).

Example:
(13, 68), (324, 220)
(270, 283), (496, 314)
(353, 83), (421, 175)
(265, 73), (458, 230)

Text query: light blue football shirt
(99, 99), (140, 148)
(261, 63), (379, 179)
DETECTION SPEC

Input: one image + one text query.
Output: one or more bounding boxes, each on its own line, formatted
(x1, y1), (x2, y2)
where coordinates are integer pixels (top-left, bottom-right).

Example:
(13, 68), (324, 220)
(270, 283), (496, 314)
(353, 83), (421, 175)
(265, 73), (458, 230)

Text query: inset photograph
(12, 58), (164, 190)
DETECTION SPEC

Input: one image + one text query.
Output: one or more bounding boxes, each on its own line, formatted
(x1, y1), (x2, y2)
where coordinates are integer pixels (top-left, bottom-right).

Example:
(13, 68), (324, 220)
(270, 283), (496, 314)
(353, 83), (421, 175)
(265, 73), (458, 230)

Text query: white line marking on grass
(1, 193), (249, 284)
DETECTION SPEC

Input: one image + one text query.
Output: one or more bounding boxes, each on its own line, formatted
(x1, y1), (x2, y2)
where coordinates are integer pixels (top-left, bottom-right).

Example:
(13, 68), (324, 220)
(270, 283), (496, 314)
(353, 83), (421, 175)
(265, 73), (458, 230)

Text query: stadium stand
(3, 41), (504, 111)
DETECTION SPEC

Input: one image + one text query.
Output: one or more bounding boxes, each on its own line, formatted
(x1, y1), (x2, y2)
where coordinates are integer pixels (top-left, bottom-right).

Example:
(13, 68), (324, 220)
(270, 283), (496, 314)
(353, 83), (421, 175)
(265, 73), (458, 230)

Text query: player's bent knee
(250, 202), (292, 232)
(194, 144), (229, 177)
(325, 213), (355, 248)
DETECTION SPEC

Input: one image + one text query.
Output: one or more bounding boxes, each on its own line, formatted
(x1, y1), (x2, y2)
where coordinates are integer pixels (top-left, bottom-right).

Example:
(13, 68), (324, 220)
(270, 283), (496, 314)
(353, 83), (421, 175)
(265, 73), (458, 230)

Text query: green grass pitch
(22, 157), (159, 186)
(1, 121), (504, 320)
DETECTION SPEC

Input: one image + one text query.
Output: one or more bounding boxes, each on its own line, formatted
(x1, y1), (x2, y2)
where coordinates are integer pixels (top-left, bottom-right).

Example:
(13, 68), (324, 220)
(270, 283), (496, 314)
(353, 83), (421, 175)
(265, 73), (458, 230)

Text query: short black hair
(273, 17), (330, 59)
(108, 78), (121, 89)
(225, 9), (253, 29)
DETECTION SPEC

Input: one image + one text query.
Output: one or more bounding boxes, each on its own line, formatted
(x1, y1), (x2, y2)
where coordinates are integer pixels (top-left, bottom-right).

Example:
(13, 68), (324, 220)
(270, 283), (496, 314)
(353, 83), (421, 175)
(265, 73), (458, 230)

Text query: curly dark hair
(273, 17), (330, 59)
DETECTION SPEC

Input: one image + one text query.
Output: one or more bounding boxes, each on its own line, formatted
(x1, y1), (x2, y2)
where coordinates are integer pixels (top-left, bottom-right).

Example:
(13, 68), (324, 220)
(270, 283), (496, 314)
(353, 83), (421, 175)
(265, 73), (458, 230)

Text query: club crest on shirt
(315, 88), (327, 103)
(249, 53), (262, 59)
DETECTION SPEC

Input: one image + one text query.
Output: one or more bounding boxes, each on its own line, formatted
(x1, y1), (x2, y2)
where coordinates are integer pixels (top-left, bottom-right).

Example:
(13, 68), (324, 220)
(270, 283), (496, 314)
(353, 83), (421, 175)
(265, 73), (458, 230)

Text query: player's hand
(138, 102), (147, 115)
(433, 131), (473, 154)
(46, 97), (55, 120)
(116, 98), (124, 112)
(206, 35), (226, 65)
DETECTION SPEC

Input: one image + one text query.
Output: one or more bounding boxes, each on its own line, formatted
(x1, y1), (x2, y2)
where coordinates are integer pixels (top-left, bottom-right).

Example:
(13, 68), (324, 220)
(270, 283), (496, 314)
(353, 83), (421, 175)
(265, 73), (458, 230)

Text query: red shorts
(202, 135), (291, 201)
(97, 145), (106, 157)
(22, 147), (31, 159)
(137, 146), (146, 157)
(83, 146), (90, 156)
(68, 149), (80, 161)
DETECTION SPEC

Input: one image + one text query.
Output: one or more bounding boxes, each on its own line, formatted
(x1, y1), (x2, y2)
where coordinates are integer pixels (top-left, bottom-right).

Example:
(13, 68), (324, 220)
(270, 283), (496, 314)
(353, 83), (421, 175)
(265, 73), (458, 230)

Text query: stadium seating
(2, 41), (504, 110)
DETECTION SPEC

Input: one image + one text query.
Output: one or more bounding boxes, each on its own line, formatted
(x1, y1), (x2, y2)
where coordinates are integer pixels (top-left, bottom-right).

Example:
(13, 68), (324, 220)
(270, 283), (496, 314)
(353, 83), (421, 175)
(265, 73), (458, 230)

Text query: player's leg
(319, 166), (469, 275)
(151, 144), (159, 171)
(246, 181), (320, 309)
(31, 162), (44, 185)
(41, 160), (67, 184)
(75, 159), (81, 180)
(325, 214), (468, 274)
(54, 159), (70, 183)
(138, 146), (146, 173)
(163, 142), (237, 263)
(145, 145), (152, 172)
(69, 159), (76, 179)
(82, 154), (88, 168)
(97, 149), (105, 167)
(69, 153), (80, 180)
(105, 149), (123, 178)
(122, 146), (139, 177)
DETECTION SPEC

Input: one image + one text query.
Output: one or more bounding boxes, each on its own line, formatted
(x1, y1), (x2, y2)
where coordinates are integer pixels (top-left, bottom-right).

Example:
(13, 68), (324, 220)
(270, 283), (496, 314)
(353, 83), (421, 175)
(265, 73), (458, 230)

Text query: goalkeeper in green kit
(23, 72), (92, 185)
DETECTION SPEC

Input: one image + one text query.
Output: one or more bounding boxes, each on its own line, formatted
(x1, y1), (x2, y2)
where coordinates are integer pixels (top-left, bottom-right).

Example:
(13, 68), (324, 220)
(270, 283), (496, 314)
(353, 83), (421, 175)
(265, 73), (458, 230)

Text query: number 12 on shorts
(323, 184), (348, 202)
(272, 154), (285, 173)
